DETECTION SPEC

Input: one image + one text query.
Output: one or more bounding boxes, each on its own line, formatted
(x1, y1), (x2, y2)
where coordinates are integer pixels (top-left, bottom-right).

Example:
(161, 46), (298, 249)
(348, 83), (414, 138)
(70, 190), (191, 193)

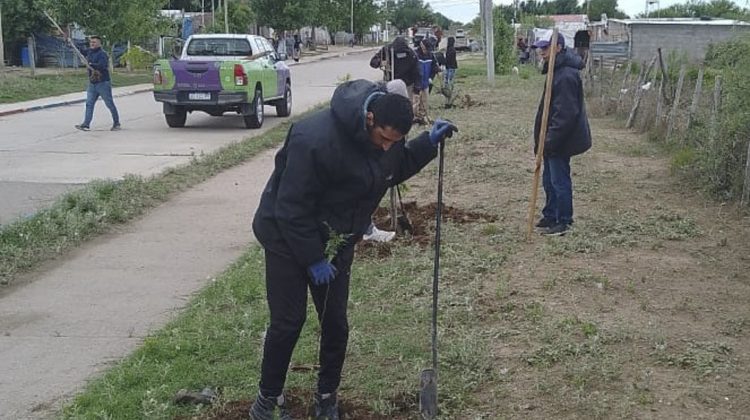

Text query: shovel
(420, 138), (447, 419)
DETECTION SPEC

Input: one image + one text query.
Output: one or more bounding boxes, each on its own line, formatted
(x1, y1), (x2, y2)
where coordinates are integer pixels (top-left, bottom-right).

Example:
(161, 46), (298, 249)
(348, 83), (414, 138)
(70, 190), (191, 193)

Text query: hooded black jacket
(370, 37), (421, 87)
(534, 49), (591, 157)
(252, 80), (437, 267)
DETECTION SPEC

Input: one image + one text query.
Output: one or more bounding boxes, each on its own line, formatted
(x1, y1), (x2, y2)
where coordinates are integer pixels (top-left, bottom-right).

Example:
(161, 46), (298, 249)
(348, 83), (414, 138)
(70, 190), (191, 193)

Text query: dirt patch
(179, 389), (414, 420)
(356, 201), (497, 258)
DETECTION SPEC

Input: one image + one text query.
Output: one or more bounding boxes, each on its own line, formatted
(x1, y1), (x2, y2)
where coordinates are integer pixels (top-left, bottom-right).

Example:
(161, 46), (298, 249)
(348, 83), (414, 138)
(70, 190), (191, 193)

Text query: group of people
(273, 34), (303, 62)
(70, 30), (589, 420)
(369, 34), (458, 125)
(248, 30), (590, 420)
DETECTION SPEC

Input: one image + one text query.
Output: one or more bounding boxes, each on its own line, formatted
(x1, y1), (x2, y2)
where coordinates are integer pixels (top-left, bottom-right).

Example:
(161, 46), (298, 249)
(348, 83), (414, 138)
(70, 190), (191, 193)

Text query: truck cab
(152, 34), (291, 129)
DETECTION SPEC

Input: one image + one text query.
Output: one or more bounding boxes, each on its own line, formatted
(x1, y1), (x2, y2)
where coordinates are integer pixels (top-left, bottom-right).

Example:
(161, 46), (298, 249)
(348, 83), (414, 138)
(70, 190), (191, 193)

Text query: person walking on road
(249, 79), (457, 420)
(531, 34), (591, 236)
(75, 36), (121, 132)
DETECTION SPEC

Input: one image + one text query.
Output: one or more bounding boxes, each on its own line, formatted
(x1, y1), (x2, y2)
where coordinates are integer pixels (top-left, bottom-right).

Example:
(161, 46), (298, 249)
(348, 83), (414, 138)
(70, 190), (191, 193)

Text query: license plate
(188, 92), (211, 100)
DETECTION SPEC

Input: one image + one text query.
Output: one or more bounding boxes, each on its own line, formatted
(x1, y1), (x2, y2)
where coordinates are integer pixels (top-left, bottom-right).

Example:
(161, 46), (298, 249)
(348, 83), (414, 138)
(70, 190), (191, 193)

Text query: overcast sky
(429, 0), (748, 24)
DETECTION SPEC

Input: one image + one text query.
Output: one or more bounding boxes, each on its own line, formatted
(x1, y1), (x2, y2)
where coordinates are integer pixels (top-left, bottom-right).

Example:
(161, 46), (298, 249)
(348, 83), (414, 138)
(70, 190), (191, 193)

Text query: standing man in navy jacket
(532, 34), (591, 236)
(75, 36), (121, 131)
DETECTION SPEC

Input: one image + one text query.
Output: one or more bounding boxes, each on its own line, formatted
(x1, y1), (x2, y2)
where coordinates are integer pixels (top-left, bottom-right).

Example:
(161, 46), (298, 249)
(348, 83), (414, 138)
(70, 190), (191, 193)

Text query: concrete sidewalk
(0, 45), (378, 118)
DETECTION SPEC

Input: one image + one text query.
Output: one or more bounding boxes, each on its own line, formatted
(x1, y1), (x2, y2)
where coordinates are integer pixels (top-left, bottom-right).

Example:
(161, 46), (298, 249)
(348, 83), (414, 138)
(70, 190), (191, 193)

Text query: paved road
(0, 52), (381, 225)
(0, 52), (380, 419)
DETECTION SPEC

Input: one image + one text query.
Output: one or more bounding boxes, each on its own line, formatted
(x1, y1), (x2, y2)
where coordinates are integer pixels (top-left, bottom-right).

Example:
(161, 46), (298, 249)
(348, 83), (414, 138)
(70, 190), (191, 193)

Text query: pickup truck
(454, 29), (470, 51)
(152, 34), (291, 129)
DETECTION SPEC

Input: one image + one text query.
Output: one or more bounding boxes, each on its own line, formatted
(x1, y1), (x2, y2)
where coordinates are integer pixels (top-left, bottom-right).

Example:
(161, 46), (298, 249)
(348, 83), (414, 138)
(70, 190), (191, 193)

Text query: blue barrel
(21, 47), (30, 67)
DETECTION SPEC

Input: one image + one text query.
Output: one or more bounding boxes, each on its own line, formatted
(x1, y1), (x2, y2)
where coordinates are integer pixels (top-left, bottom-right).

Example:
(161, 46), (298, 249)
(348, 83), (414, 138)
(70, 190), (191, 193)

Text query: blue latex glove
(308, 259), (338, 286)
(429, 118), (458, 146)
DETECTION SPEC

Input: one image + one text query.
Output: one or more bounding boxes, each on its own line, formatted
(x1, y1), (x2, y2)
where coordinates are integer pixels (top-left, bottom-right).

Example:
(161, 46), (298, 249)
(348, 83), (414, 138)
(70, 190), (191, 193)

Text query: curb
(287, 46), (378, 67)
(0, 48), (377, 117)
(0, 86), (154, 118)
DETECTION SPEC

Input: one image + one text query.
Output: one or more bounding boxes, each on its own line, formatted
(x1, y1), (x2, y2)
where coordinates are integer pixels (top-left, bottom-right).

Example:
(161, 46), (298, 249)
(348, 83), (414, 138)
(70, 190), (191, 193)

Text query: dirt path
(400, 72), (750, 418)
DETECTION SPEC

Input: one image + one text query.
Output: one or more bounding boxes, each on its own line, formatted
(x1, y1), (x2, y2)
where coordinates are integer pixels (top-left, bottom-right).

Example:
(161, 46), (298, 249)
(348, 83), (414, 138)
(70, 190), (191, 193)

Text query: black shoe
(541, 223), (570, 236)
(111, 123), (121, 131)
(75, 124), (90, 131)
(249, 393), (292, 420)
(535, 217), (556, 228)
(314, 392), (340, 420)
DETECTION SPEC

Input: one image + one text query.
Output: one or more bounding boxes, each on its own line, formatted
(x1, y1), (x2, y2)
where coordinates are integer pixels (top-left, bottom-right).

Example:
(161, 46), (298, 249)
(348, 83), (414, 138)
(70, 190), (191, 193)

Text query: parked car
(152, 34), (291, 129)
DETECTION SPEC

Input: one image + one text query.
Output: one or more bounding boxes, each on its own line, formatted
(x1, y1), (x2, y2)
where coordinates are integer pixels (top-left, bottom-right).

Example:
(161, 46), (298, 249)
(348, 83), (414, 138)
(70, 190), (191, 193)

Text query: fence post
(743, 140), (750, 206)
(626, 55), (657, 129)
(685, 67), (704, 133)
(597, 57), (604, 103)
(709, 75), (722, 145)
(655, 76), (665, 129)
(617, 61), (632, 115)
(657, 48), (672, 105)
(666, 65), (686, 142)
(27, 36), (36, 77)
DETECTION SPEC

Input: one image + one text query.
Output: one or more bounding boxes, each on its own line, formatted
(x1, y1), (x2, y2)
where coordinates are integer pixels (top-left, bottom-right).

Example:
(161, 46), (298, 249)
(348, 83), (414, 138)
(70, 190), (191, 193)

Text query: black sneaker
(314, 392), (340, 420)
(111, 123), (122, 131)
(75, 124), (90, 131)
(535, 217), (556, 228)
(249, 393), (292, 420)
(541, 223), (570, 236)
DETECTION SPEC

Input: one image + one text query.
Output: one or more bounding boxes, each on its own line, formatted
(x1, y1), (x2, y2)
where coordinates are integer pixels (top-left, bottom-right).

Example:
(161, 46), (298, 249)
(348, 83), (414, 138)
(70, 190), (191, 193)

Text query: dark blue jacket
(252, 80), (436, 267)
(534, 49), (591, 157)
(86, 47), (111, 83)
(415, 45), (440, 90)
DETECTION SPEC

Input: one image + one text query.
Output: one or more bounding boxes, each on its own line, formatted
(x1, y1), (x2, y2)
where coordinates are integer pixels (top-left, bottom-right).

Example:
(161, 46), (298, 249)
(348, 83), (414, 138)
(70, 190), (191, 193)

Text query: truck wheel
(276, 82), (292, 117)
(243, 88), (264, 129)
(165, 107), (187, 128)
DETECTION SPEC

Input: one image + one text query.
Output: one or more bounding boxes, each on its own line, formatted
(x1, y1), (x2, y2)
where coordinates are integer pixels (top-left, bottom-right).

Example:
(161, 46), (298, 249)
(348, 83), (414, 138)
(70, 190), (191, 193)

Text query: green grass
(62, 223), (510, 418)
(0, 109), (317, 285)
(0, 70), (152, 104)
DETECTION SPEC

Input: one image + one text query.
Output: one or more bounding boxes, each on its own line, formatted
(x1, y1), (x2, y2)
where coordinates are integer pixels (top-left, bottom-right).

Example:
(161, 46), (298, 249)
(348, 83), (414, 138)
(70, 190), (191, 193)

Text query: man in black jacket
(74, 36), (120, 131)
(532, 35), (591, 236)
(249, 79), (457, 420)
(369, 36), (420, 89)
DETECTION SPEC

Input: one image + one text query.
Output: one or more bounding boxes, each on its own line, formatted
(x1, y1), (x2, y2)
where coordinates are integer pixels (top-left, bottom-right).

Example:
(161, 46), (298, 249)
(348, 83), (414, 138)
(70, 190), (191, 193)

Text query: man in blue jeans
(531, 34), (591, 236)
(75, 36), (121, 131)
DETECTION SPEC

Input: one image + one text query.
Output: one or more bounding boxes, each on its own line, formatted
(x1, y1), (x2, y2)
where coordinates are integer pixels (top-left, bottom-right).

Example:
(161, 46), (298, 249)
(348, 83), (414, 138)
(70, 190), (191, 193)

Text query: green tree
(1, 0), (53, 44)
(205, 0), (255, 33)
(52, 0), (167, 44)
(493, 5), (515, 74)
(391, 0), (433, 31)
(550, 0), (580, 14)
(432, 12), (455, 30)
(640, 0), (749, 19)
(581, 0), (628, 20)
(164, 0), (201, 11)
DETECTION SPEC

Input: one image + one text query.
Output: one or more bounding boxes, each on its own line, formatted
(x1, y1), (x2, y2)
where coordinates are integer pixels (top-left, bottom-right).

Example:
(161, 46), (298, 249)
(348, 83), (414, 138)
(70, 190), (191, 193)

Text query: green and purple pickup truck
(152, 34), (291, 129)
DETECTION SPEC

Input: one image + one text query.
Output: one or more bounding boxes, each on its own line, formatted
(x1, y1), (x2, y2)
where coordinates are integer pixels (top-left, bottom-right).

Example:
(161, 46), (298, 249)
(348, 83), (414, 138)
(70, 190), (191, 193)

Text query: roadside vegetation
(0, 70), (153, 104)
(60, 58), (750, 419)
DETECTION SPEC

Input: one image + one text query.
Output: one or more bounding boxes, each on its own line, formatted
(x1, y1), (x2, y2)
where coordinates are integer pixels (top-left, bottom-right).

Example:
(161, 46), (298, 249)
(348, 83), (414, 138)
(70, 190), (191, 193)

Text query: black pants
(259, 248), (354, 397)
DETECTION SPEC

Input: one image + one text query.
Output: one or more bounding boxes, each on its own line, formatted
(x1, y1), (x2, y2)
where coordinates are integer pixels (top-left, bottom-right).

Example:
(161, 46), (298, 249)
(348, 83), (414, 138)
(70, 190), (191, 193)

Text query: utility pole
(0, 3), (5, 68)
(351, 0), (355, 40)
(483, 0), (495, 84)
(224, 0), (229, 33)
